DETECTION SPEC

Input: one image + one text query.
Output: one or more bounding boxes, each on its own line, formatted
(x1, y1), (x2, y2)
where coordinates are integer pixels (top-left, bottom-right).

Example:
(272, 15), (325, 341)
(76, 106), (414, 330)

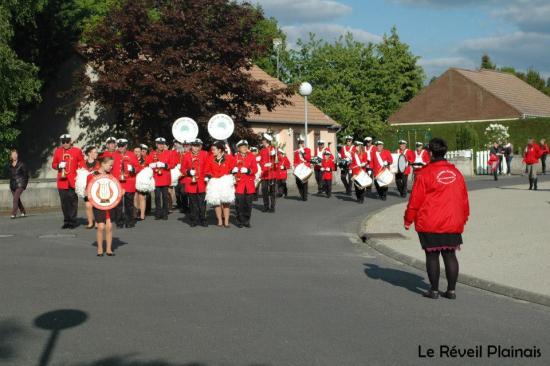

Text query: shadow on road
(91, 238), (127, 251)
(363, 263), (428, 295)
(0, 319), (26, 362)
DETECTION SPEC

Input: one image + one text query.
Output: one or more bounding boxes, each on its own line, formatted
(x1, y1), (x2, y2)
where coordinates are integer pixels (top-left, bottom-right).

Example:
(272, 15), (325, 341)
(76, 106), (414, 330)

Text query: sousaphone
(172, 117), (199, 143)
(208, 114), (234, 140)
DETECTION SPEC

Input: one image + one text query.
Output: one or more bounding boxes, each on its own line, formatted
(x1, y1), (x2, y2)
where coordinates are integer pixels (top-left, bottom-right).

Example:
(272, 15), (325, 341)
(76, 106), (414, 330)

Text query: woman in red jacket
(524, 138), (542, 190)
(205, 141), (235, 227)
(539, 138), (548, 175)
(404, 138), (470, 300)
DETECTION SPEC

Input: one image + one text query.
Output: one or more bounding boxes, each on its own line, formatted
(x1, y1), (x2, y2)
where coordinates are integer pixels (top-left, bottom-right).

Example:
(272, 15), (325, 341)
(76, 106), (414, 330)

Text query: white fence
(475, 150), (508, 175)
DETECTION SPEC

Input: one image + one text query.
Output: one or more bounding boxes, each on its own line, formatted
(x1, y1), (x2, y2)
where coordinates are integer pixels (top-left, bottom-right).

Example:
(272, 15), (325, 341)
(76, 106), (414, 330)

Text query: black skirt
(418, 232), (462, 252)
(93, 208), (118, 224)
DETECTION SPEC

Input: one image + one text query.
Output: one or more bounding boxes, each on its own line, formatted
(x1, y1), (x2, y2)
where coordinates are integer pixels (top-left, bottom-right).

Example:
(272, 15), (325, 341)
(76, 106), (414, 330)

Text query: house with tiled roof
(388, 68), (550, 125)
(245, 66), (340, 156)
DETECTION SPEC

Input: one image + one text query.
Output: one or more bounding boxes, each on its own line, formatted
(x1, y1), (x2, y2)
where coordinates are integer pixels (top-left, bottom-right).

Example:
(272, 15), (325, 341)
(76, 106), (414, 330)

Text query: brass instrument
(120, 156), (128, 182)
(191, 153), (198, 183)
(154, 152), (162, 175)
(236, 153), (246, 183)
(61, 153), (71, 179)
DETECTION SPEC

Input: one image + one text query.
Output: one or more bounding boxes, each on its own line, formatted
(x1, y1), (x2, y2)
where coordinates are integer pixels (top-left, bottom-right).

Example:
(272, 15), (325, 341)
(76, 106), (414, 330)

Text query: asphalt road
(1, 175), (549, 366)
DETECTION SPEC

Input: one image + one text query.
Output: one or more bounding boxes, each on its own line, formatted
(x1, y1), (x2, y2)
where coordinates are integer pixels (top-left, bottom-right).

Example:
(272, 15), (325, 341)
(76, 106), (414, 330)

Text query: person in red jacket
(205, 141), (235, 227)
(313, 140), (330, 193)
(395, 140), (414, 198)
(372, 141), (393, 201)
(524, 138), (542, 190)
(293, 137), (312, 201)
(275, 150), (291, 198)
(350, 142), (369, 203)
(404, 138), (470, 300)
(99, 136), (117, 159)
(145, 137), (175, 220)
(52, 134), (84, 229)
(259, 133), (278, 212)
(339, 135), (356, 195)
(180, 139), (208, 227)
(410, 142), (430, 174)
(233, 140), (258, 228)
(320, 150), (336, 198)
(112, 138), (141, 228)
(540, 138), (548, 175)
(79, 146), (100, 229)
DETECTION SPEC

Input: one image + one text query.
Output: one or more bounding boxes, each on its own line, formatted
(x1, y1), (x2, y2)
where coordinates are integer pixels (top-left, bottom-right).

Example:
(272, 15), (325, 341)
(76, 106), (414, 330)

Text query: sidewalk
(362, 179), (550, 306)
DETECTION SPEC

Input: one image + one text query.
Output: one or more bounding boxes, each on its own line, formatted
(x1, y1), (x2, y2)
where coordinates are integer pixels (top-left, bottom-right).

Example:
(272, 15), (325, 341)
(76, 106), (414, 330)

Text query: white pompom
(75, 168), (90, 198)
(136, 167), (155, 192)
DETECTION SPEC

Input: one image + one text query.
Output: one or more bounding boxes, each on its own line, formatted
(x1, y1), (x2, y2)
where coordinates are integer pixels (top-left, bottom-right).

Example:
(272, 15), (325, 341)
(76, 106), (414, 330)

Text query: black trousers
(341, 169), (352, 194)
(321, 179), (332, 197)
(116, 192), (135, 226)
(542, 153), (548, 174)
(374, 181), (388, 198)
(154, 186), (169, 218)
(176, 183), (189, 212)
(188, 193), (206, 224)
(261, 180), (277, 210)
(355, 185), (366, 203)
(58, 188), (78, 225)
(277, 180), (288, 197)
(296, 178), (308, 201)
(395, 173), (409, 197)
(235, 193), (253, 224)
(10, 188), (25, 216)
(314, 169), (322, 192)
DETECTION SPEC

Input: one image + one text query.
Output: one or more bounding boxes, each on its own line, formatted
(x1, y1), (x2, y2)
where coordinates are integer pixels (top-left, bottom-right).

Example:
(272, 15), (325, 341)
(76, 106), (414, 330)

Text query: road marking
(0, 234), (15, 238)
(38, 234), (77, 239)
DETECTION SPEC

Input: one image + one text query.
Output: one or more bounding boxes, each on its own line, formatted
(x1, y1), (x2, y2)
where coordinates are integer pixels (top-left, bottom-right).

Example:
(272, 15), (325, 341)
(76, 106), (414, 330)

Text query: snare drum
(293, 163), (313, 183)
(375, 168), (394, 187)
(352, 170), (373, 189)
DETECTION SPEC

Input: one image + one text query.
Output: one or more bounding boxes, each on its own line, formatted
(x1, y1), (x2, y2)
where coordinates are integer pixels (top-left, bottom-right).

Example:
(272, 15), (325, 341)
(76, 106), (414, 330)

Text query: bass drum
(352, 170), (373, 189)
(293, 163), (313, 183)
(397, 154), (408, 174)
(375, 168), (394, 187)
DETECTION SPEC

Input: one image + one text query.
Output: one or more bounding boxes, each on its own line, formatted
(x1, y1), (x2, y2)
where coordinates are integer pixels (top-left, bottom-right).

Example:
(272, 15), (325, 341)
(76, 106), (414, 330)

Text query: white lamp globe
(299, 82), (312, 96)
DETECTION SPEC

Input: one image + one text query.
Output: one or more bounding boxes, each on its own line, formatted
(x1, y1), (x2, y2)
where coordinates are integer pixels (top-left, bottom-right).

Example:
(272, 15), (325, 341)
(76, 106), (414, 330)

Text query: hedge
(379, 118), (550, 153)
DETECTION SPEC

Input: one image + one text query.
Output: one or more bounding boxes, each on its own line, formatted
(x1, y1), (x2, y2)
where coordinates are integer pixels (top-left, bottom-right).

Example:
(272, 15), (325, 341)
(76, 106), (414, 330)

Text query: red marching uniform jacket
(365, 145), (375, 167)
(112, 150), (141, 193)
(404, 160), (469, 233)
(233, 152), (258, 194)
(180, 150), (208, 194)
(339, 145), (356, 160)
(396, 148), (415, 175)
(277, 155), (291, 180)
(205, 153), (235, 178)
(371, 150), (393, 176)
(260, 146), (279, 180)
(350, 152), (368, 176)
(313, 147), (331, 170)
(52, 146), (84, 189)
(411, 149), (430, 174)
(145, 150), (175, 187)
(523, 143), (542, 164)
(293, 148), (312, 168)
(321, 158), (336, 180)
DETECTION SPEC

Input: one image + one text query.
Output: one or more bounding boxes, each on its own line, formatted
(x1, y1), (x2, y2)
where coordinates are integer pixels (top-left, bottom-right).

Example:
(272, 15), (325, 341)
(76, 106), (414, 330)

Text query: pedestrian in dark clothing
(7, 149), (29, 219)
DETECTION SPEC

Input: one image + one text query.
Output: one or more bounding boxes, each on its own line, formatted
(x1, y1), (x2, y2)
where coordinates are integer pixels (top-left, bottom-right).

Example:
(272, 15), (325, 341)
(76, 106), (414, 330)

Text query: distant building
(246, 66), (340, 156)
(388, 68), (550, 125)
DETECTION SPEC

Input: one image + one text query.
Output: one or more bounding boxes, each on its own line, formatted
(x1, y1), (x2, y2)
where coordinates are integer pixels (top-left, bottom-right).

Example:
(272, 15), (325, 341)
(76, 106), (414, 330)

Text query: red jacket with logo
(180, 150), (208, 193)
(112, 150), (141, 193)
(145, 150), (175, 187)
(404, 160), (469, 233)
(52, 146), (84, 189)
(321, 158), (336, 180)
(233, 152), (258, 194)
(276, 155), (291, 180)
(523, 143), (542, 164)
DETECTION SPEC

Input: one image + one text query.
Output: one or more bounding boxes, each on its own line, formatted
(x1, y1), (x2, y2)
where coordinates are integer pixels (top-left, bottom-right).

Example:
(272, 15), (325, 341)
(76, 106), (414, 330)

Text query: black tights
(425, 250), (459, 292)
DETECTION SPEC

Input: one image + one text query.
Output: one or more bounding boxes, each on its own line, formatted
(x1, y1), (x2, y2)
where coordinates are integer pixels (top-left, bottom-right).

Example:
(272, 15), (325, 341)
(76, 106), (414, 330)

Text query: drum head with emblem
(208, 114), (234, 140)
(86, 174), (123, 211)
(172, 117), (199, 143)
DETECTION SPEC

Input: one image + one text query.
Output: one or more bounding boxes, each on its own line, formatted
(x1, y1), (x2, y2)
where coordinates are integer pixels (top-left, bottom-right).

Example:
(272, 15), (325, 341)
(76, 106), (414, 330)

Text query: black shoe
(236, 222), (243, 228)
(154, 216), (162, 220)
(106, 252), (115, 257)
(68, 224), (77, 229)
(62, 223), (71, 229)
(442, 291), (456, 300)
(200, 222), (208, 227)
(381, 196), (387, 201)
(97, 253), (104, 257)
(244, 222), (251, 228)
(190, 222), (197, 227)
(269, 208), (275, 213)
(117, 224), (124, 229)
(422, 290), (439, 299)
(126, 222), (135, 228)
(262, 207), (269, 212)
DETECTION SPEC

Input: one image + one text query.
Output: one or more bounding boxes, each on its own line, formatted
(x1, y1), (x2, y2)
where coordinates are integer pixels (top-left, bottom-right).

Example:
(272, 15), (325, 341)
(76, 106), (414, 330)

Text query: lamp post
(273, 38), (282, 80)
(299, 82), (312, 148)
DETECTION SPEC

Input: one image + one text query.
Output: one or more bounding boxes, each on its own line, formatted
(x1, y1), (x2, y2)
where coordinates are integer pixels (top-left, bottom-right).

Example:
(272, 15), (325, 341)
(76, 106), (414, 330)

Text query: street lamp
(273, 38), (282, 80)
(299, 82), (312, 148)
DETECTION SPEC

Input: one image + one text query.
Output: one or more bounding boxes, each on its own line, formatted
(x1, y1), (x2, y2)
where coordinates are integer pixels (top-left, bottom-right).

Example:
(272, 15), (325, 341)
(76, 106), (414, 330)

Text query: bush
(456, 125), (479, 150)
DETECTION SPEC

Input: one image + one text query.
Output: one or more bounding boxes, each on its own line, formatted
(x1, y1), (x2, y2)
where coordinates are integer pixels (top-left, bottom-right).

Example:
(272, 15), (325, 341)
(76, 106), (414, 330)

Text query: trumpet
(61, 153), (71, 179)
(120, 156), (128, 182)
(191, 154), (198, 183)
(153, 152), (162, 175)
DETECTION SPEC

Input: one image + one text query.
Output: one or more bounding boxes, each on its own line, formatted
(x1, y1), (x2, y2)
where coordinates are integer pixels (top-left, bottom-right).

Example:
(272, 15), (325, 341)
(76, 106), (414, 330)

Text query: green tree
(455, 125), (479, 150)
(481, 53), (496, 69)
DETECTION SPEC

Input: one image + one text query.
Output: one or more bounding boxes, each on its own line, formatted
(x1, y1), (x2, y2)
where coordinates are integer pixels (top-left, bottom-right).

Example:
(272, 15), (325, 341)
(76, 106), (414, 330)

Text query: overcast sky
(252, 0), (550, 80)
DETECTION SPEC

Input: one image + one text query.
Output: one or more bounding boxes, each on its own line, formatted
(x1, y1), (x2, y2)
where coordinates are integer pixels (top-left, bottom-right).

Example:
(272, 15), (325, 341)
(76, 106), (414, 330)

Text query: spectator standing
(7, 149), (29, 219)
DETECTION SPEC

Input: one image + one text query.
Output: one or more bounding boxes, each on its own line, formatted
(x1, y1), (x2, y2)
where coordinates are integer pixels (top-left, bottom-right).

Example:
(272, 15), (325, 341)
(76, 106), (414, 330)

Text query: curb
(358, 214), (550, 308)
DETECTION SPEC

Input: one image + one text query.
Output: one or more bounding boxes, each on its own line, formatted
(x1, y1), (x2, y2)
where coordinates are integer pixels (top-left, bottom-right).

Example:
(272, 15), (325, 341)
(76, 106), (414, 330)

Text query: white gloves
(204, 177), (210, 182)
(58, 162), (67, 169)
(127, 164), (134, 172)
(149, 163), (157, 168)
(265, 163), (272, 168)
(240, 167), (248, 174)
(159, 162), (167, 169)
(280, 165), (286, 170)
(256, 156), (261, 162)
(231, 167), (239, 174)
(189, 169), (196, 176)
(270, 150), (276, 156)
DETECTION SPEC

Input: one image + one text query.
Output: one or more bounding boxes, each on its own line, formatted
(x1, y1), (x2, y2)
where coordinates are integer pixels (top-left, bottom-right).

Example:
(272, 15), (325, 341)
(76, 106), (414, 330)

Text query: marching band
(54, 124), (433, 251)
